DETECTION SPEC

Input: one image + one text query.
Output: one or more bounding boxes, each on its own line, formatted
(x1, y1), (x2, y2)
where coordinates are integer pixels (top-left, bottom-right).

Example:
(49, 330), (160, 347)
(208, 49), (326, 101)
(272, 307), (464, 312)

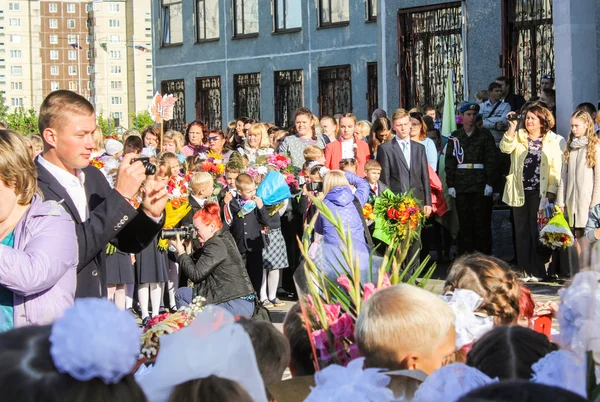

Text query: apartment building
(0, 0), (43, 111)
(0, 0), (153, 130)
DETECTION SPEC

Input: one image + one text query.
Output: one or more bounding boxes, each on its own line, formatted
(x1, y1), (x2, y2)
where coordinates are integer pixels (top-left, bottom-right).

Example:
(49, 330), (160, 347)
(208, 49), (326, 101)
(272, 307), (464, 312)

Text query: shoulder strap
(488, 101), (502, 117)
(352, 198), (374, 248)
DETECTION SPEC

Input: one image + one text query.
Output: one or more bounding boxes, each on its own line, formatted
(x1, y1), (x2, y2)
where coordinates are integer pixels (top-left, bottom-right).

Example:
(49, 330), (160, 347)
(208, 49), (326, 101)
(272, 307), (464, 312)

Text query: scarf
(570, 136), (589, 150)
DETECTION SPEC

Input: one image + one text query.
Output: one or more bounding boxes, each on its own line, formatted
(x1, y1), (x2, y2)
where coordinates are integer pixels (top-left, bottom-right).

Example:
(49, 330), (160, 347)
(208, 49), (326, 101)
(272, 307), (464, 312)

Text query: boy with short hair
(364, 159), (388, 201)
(355, 284), (456, 398)
(189, 172), (214, 208)
(223, 173), (269, 294)
(218, 161), (241, 205)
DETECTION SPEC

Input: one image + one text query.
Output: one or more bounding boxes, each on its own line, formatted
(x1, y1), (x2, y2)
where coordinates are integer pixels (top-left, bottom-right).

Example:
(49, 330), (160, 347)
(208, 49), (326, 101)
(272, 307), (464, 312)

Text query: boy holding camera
(223, 173), (269, 294)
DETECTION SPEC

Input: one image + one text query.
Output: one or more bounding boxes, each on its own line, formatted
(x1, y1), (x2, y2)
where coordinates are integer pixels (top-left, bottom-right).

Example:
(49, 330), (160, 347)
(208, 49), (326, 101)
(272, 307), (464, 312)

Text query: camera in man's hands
(161, 225), (197, 240)
(507, 114), (521, 123)
(131, 157), (157, 176)
(307, 182), (323, 192)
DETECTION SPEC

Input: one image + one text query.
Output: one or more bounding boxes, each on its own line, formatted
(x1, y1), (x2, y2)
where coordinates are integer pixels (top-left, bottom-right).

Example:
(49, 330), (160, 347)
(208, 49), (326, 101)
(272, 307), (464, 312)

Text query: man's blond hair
(38, 90), (95, 136)
(391, 108), (410, 122)
(355, 284), (455, 370)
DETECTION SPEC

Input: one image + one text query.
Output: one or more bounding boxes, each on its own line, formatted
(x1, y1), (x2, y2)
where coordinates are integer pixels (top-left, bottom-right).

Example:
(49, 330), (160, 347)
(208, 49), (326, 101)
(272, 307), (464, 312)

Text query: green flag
(441, 69), (457, 138)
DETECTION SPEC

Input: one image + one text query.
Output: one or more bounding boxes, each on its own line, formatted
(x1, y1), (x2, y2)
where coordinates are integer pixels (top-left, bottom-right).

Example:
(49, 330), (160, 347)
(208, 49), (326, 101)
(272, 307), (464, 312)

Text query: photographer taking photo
(170, 202), (256, 317)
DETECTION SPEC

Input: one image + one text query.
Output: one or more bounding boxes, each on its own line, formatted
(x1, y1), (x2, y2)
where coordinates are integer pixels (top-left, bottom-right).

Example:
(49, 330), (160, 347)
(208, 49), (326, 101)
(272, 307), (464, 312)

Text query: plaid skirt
(263, 228), (289, 270)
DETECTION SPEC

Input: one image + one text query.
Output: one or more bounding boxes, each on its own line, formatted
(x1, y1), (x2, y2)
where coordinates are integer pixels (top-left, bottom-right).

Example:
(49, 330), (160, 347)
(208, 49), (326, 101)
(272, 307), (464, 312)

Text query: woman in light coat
(557, 110), (600, 238)
(0, 130), (77, 330)
(500, 105), (565, 281)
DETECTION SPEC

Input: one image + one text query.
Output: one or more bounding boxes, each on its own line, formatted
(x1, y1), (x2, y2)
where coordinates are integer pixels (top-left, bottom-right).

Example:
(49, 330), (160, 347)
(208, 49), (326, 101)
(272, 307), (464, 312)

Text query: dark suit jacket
(36, 160), (164, 298)
(222, 198), (269, 254)
(376, 139), (432, 206)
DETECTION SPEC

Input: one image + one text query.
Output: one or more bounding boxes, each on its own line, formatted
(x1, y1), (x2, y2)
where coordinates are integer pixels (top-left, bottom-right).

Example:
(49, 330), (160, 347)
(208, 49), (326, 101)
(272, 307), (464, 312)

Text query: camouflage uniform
(445, 126), (497, 255)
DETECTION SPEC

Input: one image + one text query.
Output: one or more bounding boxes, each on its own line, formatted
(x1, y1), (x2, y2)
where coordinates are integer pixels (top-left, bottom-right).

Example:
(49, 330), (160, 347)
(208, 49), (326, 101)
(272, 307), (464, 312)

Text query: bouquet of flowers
(294, 194), (435, 369)
(373, 189), (426, 243)
(244, 165), (269, 183)
(266, 154), (292, 170)
(139, 296), (206, 361)
(90, 157), (105, 169)
(362, 203), (375, 222)
(539, 206), (574, 249)
(157, 176), (191, 250)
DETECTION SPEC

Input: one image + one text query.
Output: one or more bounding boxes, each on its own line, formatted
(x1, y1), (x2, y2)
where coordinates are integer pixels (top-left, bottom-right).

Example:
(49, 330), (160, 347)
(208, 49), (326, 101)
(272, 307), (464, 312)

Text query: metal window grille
(161, 79), (186, 132)
(398, 3), (464, 108)
(318, 65), (352, 117)
(274, 69), (303, 128)
(195, 76), (222, 130)
(502, 0), (553, 99)
(234, 72), (261, 120)
(367, 62), (378, 118)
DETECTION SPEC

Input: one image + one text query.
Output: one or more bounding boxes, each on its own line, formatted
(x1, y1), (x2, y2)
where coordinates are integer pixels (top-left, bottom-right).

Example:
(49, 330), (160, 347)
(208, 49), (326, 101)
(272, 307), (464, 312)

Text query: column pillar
(553, 0), (598, 137)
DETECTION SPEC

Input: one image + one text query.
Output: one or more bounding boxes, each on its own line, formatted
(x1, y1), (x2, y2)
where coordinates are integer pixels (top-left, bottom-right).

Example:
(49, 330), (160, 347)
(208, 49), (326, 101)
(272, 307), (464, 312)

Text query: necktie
(373, 185), (378, 193)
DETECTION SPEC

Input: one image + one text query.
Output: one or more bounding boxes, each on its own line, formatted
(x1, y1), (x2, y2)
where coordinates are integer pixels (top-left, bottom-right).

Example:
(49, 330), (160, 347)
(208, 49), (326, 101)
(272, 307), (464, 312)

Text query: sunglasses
(207, 136), (220, 141)
(541, 74), (553, 79)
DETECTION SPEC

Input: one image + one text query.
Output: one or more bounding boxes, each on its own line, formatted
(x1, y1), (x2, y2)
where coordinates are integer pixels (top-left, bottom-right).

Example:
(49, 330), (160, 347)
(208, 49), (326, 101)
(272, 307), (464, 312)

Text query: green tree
(6, 107), (39, 134)
(96, 111), (115, 136)
(129, 110), (155, 132)
(0, 91), (9, 124)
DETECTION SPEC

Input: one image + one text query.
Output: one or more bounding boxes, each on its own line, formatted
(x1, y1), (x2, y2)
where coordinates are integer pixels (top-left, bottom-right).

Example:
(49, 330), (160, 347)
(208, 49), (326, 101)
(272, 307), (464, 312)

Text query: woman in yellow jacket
(500, 104), (565, 282)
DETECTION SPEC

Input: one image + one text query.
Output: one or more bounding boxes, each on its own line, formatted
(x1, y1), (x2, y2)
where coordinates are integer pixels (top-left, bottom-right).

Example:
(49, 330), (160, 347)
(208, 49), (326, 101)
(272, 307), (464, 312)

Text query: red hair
(519, 285), (534, 320)
(193, 202), (222, 229)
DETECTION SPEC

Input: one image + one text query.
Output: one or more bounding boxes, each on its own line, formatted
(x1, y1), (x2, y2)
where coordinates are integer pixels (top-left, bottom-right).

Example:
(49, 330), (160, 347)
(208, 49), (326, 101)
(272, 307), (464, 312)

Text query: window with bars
(502, 0), (554, 99)
(398, 3), (465, 108)
(233, 0), (258, 37)
(161, 0), (183, 45)
(196, 0), (219, 41)
(319, 0), (349, 27)
(274, 0), (301, 32)
(195, 76), (222, 130)
(367, 62), (378, 118)
(234, 73), (261, 120)
(318, 65), (352, 117)
(161, 79), (186, 132)
(274, 70), (303, 128)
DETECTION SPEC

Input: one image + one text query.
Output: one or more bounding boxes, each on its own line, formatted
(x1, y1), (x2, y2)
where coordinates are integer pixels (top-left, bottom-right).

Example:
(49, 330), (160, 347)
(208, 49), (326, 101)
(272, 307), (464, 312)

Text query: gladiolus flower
(363, 283), (376, 301)
(323, 303), (341, 326)
(330, 313), (354, 339)
(337, 275), (352, 293)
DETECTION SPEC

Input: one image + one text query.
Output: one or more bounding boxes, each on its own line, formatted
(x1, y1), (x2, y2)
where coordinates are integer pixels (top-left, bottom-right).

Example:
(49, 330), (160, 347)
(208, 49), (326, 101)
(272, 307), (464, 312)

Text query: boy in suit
(223, 173), (269, 294)
(364, 159), (389, 204)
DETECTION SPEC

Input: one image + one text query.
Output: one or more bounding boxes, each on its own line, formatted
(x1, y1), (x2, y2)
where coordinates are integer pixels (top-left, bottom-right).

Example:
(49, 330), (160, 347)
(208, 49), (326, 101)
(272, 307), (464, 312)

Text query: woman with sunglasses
(201, 129), (233, 163)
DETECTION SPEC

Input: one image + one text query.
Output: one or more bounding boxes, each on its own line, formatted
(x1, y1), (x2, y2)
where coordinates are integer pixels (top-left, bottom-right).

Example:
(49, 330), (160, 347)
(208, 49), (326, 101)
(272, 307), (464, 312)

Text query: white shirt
(191, 194), (206, 208)
(341, 138), (355, 159)
(395, 136), (411, 169)
(38, 155), (88, 221)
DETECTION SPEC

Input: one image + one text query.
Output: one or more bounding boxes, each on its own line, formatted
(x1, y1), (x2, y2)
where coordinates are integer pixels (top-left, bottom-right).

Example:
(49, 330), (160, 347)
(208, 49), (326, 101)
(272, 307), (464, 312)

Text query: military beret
(459, 102), (480, 114)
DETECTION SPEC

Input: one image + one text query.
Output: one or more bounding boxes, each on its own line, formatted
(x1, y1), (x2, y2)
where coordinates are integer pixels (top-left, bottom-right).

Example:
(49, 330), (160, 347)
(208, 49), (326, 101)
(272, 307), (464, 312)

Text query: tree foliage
(0, 91), (9, 124)
(5, 107), (39, 135)
(129, 110), (155, 132)
(96, 111), (115, 136)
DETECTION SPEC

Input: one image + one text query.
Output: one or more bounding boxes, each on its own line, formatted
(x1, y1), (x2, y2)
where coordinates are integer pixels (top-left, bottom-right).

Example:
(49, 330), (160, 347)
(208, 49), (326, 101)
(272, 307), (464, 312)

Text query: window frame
(109, 19), (121, 28)
(10, 49), (21, 59)
(49, 34), (59, 44)
(51, 82), (60, 91)
(49, 3), (58, 13)
(50, 66), (59, 76)
(9, 35), (22, 43)
(66, 3), (76, 13)
(49, 50), (59, 60)
(160, 0), (184, 47)
(68, 81), (78, 91)
(318, 0), (350, 28)
(9, 18), (21, 27)
(366, 0), (377, 22)
(10, 66), (23, 76)
(68, 50), (77, 61)
(68, 66), (77, 76)
(108, 4), (120, 13)
(11, 81), (23, 90)
(8, 2), (21, 11)
(273, 0), (302, 34)
(232, 0), (259, 39)
(67, 19), (76, 29)
(49, 19), (58, 29)
(195, 0), (220, 43)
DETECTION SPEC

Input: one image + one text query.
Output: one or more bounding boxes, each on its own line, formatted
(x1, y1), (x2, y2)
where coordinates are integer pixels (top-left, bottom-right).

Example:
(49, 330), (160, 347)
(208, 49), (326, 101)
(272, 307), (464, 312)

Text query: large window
(196, 0), (219, 41)
(161, 79), (186, 132)
(49, 3), (58, 13)
(67, 3), (75, 13)
(161, 0), (183, 45)
(319, 0), (349, 26)
(233, 0), (258, 37)
(50, 50), (59, 60)
(9, 18), (21, 27)
(109, 19), (121, 28)
(108, 4), (120, 13)
(502, 0), (553, 99)
(195, 76), (222, 130)
(274, 70), (303, 128)
(10, 66), (22, 76)
(234, 72), (261, 120)
(318, 65), (352, 117)
(11, 82), (22, 90)
(398, 3), (464, 108)
(11, 98), (23, 107)
(274, 0), (301, 32)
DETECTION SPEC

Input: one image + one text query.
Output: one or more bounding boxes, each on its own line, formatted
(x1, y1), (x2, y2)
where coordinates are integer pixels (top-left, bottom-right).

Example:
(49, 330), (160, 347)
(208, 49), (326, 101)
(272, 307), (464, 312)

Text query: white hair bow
(442, 289), (494, 349)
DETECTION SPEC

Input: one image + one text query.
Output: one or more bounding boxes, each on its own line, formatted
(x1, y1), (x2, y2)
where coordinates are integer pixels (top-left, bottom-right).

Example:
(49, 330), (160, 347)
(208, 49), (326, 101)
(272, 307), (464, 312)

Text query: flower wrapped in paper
(539, 206), (574, 249)
(294, 194), (436, 370)
(157, 176), (191, 250)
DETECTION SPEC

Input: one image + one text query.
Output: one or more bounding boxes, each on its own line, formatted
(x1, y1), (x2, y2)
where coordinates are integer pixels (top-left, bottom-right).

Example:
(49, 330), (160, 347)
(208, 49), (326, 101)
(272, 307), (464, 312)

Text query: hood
(325, 186), (355, 207)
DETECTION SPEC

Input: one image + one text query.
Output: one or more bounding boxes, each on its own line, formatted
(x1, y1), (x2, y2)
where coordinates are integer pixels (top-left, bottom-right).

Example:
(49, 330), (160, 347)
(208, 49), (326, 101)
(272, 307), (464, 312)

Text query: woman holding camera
(500, 105), (565, 281)
(171, 202), (256, 317)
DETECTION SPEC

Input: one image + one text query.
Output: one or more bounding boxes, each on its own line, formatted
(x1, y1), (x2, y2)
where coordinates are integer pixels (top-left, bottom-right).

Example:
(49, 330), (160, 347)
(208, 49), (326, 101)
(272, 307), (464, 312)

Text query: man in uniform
(445, 103), (497, 255)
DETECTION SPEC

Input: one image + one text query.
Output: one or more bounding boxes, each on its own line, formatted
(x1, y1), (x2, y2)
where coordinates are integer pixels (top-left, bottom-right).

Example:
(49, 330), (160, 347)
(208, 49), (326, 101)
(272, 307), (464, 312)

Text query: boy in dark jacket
(222, 173), (269, 293)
